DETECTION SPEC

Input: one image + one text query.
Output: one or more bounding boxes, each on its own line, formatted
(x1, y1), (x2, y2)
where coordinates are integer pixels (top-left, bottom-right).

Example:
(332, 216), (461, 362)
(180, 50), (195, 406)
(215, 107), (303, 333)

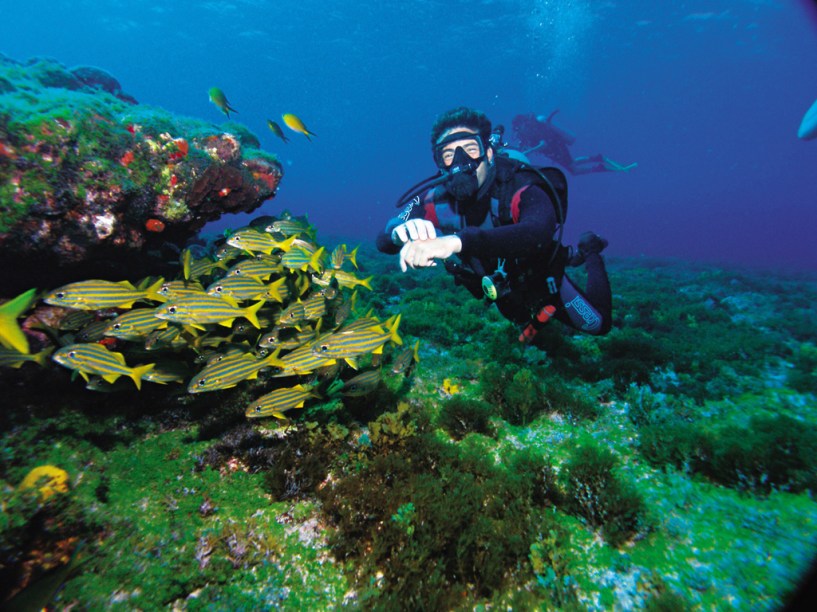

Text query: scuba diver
(512, 111), (637, 175)
(375, 106), (613, 341)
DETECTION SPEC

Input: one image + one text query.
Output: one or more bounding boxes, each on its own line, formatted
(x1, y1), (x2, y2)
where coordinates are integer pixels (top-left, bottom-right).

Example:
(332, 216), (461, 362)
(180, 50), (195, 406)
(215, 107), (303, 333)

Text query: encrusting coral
(0, 54), (283, 294)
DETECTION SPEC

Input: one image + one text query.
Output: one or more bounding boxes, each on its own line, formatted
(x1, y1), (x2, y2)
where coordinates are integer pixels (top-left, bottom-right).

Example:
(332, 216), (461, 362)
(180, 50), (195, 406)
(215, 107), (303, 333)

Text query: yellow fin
(0, 288), (37, 354)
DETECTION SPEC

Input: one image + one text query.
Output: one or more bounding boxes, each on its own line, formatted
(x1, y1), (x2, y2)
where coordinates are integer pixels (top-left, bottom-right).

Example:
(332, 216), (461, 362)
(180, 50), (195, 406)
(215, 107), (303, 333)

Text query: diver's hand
(399, 236), (462, 273)
(391, 219), (437, 245)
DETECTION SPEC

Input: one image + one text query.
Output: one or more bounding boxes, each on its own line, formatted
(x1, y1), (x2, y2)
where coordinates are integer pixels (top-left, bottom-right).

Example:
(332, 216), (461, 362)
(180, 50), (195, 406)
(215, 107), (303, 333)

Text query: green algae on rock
(0, 54), (283, 294)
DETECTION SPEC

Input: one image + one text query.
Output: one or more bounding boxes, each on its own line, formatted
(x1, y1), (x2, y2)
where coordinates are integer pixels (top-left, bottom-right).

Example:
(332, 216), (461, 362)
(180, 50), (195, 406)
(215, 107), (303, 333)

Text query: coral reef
(0, 54), (283, 293)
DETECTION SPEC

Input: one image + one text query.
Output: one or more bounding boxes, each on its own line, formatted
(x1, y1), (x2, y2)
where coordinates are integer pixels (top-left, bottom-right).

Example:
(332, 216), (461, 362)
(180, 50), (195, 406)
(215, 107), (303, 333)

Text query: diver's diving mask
(433, 131), (486, 172)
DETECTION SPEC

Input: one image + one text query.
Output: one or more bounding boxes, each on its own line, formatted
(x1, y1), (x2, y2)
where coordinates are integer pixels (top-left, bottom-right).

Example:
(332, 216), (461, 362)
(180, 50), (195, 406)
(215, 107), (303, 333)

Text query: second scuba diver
(375, 106), (613, 341)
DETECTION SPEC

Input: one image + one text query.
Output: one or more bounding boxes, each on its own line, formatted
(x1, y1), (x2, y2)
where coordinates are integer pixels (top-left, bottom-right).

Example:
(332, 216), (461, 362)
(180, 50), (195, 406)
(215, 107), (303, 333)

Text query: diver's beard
(446, 172), (480, 200)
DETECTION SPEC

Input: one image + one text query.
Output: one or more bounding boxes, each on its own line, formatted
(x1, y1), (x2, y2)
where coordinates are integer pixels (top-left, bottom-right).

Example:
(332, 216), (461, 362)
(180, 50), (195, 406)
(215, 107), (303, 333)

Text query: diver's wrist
(446, 235), (462, 254)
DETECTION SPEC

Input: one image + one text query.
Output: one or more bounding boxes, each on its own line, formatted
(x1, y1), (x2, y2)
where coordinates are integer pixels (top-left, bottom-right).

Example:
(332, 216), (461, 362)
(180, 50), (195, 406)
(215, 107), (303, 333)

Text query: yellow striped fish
(227, 230), (296, 255)
(310, 314), (401, 360)
(158, 280), (205, 300)
(144, 325), (185, 351)
(336, 369), (382, 397)
(103, 308), (167, 340)
(142, 361), (190, 385)
(391, 339), (420, 375)
(75, 320), (113, 343)
(55, 309), (95, 331)
(188, 349), (284, 393)
(214, 243), (244, 263)
(206, 275), (268, 301)
(282, 246), (326, 273)
(312, 270), (373, 291)
(44, 278), (166, 310)
(188, 256), (228, 281)
(329, 244), (347, 270)
(224, 257), (282, 281)
(266, 342), (336, 377)
(154, 294), (265, 330)
(52, 343), (154, 390)
(328, 244), (359, 270)
(0, 346), (53, 369)
(275, 302), (306, 328)
(264, 216), (314, 238)
(257, 326), (318, 351)
(245, 383), (318, 419)
(300, 293), (327, 321)
(204, 344), (252, 367)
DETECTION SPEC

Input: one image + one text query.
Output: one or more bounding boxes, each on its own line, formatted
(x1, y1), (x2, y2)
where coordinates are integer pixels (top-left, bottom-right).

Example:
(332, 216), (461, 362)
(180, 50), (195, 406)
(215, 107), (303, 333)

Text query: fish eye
(255, 406), (261, 412)
(197, 379), (206, 387)
(319, 344), (329, 352)
(214, 286), (223, 293)
(168, 306), (177, 314)
(113, 323), (121, 329)
(68, 351), (76, 357)
(56, 292), (65, 299)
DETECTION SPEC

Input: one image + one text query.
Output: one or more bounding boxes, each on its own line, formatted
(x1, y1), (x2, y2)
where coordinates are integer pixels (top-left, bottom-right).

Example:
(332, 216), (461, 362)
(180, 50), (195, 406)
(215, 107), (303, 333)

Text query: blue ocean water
(1, 0), (816, 271)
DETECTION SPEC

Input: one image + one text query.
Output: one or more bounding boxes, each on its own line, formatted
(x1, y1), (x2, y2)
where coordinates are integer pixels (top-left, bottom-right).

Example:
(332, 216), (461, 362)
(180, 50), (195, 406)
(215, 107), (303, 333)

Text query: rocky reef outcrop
(0, 54), (283, 294)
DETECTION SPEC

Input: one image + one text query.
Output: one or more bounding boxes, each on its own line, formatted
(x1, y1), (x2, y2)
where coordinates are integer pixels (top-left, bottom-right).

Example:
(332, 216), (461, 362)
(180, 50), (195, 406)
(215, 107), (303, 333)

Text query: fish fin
(265, 277), (286, 303)
(388, 313), (403, 346)
(348, 245), (359, 269)
(30, 347), (54, 367)
(102, 373), (120, 384)
(262, 348), (285, 368)
(218, 319), (235, 329)
(129, 363), (155, 390)
(309, 247), (326, 273)
(117, 280), (137, 290)
(244, 301), (265, 329)
(344, 357), (359, 370)
(360, 275), (374, 291)
(142, 277), (168, 303)
(276, 235), (297, 252)
(0, 288), (37, 354)
(181, 249), (192, 280)
(221, 294), (240, 308)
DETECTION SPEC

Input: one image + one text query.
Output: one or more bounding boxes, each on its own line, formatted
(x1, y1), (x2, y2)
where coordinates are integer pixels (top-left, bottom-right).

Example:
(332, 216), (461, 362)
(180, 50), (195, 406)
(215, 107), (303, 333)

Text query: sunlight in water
(524, 0), (596, 101)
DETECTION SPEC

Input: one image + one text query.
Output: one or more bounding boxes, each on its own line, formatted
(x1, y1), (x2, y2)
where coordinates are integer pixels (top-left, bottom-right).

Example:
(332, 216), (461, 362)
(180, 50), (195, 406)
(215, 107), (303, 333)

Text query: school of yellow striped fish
(0, 213), (420, 421)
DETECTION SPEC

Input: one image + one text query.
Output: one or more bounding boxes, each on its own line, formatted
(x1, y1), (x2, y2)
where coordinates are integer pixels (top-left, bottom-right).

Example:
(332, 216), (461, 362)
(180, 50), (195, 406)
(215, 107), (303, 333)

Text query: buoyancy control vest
(421, 156), (568, 236)
(423, 156), (572, 333)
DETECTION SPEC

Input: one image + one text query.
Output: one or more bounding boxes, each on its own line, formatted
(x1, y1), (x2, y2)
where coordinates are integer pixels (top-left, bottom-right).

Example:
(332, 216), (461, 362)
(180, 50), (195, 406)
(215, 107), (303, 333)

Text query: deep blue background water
(2, 0), (816, 272)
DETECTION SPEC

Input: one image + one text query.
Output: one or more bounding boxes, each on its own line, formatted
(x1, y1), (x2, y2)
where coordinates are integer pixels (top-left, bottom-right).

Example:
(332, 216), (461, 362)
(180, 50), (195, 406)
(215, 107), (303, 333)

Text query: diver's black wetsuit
(376, 157), (613, 336)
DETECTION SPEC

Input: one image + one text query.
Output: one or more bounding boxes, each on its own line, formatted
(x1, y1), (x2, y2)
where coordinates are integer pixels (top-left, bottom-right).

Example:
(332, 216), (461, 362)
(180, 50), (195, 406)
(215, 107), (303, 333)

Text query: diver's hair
(430, 107), (492, 151)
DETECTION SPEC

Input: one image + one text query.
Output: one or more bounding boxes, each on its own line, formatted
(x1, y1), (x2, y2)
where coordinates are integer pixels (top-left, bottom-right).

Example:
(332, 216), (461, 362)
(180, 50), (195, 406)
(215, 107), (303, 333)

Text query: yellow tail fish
(282, 113), (316, 141)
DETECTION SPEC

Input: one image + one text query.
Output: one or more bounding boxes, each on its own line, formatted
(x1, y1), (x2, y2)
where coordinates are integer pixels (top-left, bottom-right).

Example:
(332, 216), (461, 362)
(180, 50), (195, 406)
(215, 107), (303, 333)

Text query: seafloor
(2, 243), (816, 610)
